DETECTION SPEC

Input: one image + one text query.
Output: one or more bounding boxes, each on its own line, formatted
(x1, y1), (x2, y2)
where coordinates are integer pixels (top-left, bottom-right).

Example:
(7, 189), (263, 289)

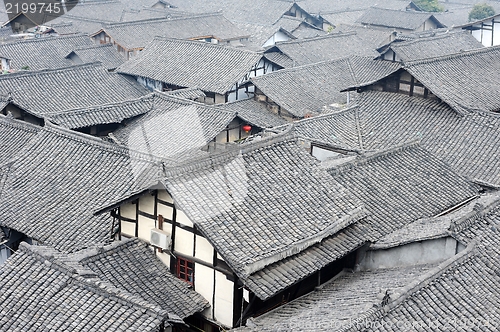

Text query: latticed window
(176, 257), (194, 285)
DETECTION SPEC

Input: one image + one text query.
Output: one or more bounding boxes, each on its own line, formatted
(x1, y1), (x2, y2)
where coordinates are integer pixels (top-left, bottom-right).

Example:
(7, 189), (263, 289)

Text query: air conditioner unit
(150, 228), (171, 250)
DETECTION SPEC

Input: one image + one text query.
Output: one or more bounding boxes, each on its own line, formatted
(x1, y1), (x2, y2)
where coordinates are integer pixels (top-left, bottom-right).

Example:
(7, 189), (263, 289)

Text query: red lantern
(242, 124), (252, 133)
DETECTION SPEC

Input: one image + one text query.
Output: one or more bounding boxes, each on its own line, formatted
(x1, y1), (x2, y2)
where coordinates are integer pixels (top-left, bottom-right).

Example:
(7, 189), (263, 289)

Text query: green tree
(468, 3), (495, 21)
(414, 0), (444, 12)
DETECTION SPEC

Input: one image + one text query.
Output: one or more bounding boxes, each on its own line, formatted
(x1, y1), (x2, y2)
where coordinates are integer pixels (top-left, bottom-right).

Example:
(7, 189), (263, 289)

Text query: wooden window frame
(176, 257), (194, 285)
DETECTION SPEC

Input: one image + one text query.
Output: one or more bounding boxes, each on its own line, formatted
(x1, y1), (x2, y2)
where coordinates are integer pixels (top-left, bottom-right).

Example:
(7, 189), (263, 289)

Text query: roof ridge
(151, 90), (236, 117)
(42, 121), (165, 164)
(276, 30), (357, 45)
(363, 6), (433, 16)
(149, 36), (261, 55)
(449, 196), (500, 233)
(0, 62), (103, 80)
(44, 93), (155, 116)
(78, 238), (140, 264)
(0, 113), (41, 133)
(391, 31), (463, 48)
(49, 14), (114, 24)
(16, 243), (169, 319)
(71, 43), (115, 51)
(281, 104), (360, 128)
(0, 33), (89, 46)
(404, 44), (500, 67)
(327, 140), (421, 174)
(104, 11), (223, 27)
(339, 242), (478, 332)
(163, 129), (296, 180)
(253, 56), (353, 78)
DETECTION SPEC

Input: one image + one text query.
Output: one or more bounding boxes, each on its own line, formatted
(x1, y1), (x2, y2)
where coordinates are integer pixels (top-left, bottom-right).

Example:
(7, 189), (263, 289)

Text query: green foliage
(468, 3), (495, 22)
(21, 65), (30, 70)
(414, 0), (444, 12)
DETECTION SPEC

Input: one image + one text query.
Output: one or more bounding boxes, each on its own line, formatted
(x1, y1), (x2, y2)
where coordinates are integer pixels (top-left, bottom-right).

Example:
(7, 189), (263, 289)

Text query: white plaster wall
(358, 237), (458, 271)
(176, 210), (194, 227)
(263, 31), (290, 48)
(311, 146), (342, 161)
(158, 189), (174, 203)
(215, 93), (226, 104)
(214, 271), (234, 327)
(195, 235), (214, 264)
(195, 263), (215, 319)
(120, 202), (136, 219)
(174, 227), (194, 256)
(494, 22), (500, 46)
(157, 204), (174, 221)
(121, 221), (136, 237)
(1, 58), (9, 70)
(0, 247), (10, 266)
(138, 215), (155, 243)
(157, 251), (171, 269)
(139, 194), (155, 213)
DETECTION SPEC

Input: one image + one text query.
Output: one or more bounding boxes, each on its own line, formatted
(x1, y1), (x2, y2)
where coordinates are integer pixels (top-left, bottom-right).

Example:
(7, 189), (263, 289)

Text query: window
(176, 257), (194, 285)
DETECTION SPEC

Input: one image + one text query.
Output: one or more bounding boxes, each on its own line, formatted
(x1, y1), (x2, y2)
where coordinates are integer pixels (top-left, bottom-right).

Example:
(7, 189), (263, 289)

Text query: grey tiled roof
(240, 263), (439, 331)
(67, 44), (125, 70)
(372, 193), (496, 250)
(57, 1), (129, 22)
(357, 7), (445, 30)
(0, 63), (148, 117)
(355, 91), (500, 187)
(403, 46), (500, 114)
(0, 119), (162, 252)
(77, 238), (209, 319)
(269, 29), (388, 67)
(239, 142), (479, 298)
(0, 34), (94, 70)
(215, 98), (288, 128)
(164, 87), (206, 101)
(326, 142), (480, 240)
(0, 114), (41, 165)
(242, 220), (371, 300)
(333, 199), (500, 332)
(98, 13), (249, 50)
(384, 31), (483, 62)
(251, 56), (400, 117)
(321, 10), (366, 27)
(0, 242), (173, 332)
(297, 0), (411, 14)
(48, 16), (111, 35)
(285, 106), (363, 149)
(45, 94), (155, 129)
(263, 51), (294, 68)
(164, 133), (365, 278)
(117, 37), (262, 94)
(111, 94), (237, 158)
(155, 0), (300, 26)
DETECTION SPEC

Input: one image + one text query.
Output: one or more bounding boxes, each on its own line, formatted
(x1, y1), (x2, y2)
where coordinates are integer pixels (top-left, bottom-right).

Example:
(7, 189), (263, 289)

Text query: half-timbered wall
(262, 31), (291, 48)
(92, 31), (111, 45)
(117, 189), (240, 329)
(137, 76), (164, 91)
(1, 58), (10, 71)
(364, 70), (437, 100)
(465, 18), (500, 46)
(381, 49), (402, 62)
(226, 58), (279, 103)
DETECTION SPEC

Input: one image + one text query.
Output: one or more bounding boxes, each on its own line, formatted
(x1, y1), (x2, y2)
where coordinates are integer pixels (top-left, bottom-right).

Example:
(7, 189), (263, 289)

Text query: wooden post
(158, 214), (163, 253)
